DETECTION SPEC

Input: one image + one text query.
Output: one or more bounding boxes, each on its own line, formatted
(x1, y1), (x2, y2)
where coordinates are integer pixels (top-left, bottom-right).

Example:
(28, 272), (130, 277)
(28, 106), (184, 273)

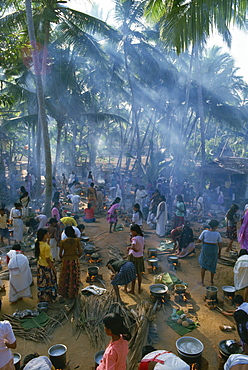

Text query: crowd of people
(1, 170), (248, 370)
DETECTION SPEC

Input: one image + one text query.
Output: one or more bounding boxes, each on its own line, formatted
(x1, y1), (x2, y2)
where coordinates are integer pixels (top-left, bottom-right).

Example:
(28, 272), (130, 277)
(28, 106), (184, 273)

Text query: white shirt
(234, 255), (248, 291)
(198, 230), (222, 244)
(224, 354), (248, 370)
(132, 211), (142, 226)
(36, 215), (48, 230)
(61, 226), (81, 240)
(0, 320), (16, 367)
(236, 302), (248, 315)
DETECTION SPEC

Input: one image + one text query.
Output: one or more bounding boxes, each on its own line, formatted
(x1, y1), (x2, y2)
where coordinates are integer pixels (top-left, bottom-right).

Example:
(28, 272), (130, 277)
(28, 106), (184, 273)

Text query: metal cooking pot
(148, 257), (159, 266)
(168, 255), (179, 264)
(149, 284), (168, 297)
(48, 344), (67, 369)
(222, 286), (236, 298)
(88, 266), (99, 276)
(94, 350), (105, 369)
(205, 286), (218, 300)
(176, 336), (204, 357)
(174, 284), (187, 294)
(147, 248), (158, 257)
(81, 236), (90, 242)
(84, 244), (95, 255)
(13, 353), (21, 370)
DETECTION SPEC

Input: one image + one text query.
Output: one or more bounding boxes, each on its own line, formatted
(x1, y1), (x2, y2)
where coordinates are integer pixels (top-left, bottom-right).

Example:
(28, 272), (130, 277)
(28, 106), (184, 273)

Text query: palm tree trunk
(25, 0), (52, 216)
(53, 121), (63, 176)
(194, 43), (206, 187)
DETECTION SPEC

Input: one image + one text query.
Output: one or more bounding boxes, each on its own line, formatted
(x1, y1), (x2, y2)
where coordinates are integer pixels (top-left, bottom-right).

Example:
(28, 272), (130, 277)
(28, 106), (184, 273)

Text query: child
(0, 208), (10, 245)
(131, 203), (143, 227)
(127, 224), (145, 294)
(97, 313), (131, 370)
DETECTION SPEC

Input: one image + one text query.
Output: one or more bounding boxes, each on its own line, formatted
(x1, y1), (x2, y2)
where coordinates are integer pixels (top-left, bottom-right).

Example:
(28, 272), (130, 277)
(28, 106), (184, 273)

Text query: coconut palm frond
(2, 114), (38, 130)
(59, 6), (120, 43)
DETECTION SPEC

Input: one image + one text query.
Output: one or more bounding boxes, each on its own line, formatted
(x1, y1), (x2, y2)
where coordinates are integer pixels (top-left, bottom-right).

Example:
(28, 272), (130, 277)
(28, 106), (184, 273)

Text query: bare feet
(138, 289), (143, 294)
(198, 281), (205, 286)
(127, 289), (135, 294)
(122, 289), (128, 293)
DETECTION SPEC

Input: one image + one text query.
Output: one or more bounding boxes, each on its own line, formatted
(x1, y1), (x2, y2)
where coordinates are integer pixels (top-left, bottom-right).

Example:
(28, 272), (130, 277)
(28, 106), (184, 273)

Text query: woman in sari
(58, 226), (82, 298)
(106, 197), (120, 233)
(87, 182), (97, 210)
(7, 245), (32, 303)
(20, 191), (30, 218)
(174, 194), (186, 228)
(226, 204), (239, 252)
(35, 228), (57, 302)
(155, 195), (168, 237)
(238, 208), (248, 252)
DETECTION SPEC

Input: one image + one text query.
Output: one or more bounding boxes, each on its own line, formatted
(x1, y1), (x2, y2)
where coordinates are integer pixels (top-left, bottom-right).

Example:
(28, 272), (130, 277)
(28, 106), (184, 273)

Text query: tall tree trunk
(53, 121), (63, 176)
(25, 0), (52, 216)
(194, 43), (206, 187)
(35, 116), (42, 197)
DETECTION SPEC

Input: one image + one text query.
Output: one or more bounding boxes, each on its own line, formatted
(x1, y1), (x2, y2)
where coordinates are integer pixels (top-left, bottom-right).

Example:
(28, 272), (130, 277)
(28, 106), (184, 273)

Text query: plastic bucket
(48, 344), (67, 369)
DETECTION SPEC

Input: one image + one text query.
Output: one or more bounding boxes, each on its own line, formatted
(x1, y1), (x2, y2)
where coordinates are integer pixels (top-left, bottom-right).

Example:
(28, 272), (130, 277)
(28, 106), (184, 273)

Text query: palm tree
(25, 0), (52, 216)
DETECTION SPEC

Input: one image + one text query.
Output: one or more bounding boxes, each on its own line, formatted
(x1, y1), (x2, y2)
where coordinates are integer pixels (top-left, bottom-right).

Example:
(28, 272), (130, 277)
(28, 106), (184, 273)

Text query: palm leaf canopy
(144, 0), (247, 52)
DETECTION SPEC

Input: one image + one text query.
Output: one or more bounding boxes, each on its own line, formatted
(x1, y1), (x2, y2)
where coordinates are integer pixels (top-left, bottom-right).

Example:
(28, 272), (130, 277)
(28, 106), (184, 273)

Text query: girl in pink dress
(97, 313), (131, 370)
(106, 197), (121, 233)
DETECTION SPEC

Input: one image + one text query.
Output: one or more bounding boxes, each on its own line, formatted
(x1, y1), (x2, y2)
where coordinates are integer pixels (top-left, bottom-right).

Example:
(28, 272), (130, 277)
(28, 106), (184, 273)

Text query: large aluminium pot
(149, 284), (168, 297)
(48, 344), (67, 369)
(205, 286), (218, 300)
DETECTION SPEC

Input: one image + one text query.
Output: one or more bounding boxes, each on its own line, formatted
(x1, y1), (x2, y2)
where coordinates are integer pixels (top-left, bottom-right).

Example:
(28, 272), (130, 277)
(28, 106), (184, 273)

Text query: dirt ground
(0, 214), (242, 370)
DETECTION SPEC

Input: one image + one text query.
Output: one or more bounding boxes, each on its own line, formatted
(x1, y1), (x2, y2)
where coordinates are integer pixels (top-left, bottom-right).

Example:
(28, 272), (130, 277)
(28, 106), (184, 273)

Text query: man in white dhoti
(156, 195), (168, 237)
(7, 247), (32, 303)
(9, 203), (23, 243)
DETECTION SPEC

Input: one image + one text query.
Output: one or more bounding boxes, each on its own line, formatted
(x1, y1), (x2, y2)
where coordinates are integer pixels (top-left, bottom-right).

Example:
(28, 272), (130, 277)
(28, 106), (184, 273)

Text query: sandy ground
(0, 215), (242, 370)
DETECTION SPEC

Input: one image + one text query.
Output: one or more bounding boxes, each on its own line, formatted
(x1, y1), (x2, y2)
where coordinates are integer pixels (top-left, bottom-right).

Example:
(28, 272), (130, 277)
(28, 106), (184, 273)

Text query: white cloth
(141, 350), (190, 370)
(135, 189), (148, 212)
(156, 201), (168, 237)
(224, 354), (248, 369)
(68, 173), (75, 185)
(49, 238), (58, 261)
(7, 250), (32, 303)
(198, 230), (222, 244)
(234, 255), (248, 291)
(236, 302), (248, 315)
(132, 211), (142, 226)
(116, 184), (122, 200)
(71, 194), (80, 213)
(23, 356), (53, 370)
(11, 209), (23, 243)
(36, 215), (48, 229)
(61, 226), (81, 240)
(0, 321), (16, 368)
